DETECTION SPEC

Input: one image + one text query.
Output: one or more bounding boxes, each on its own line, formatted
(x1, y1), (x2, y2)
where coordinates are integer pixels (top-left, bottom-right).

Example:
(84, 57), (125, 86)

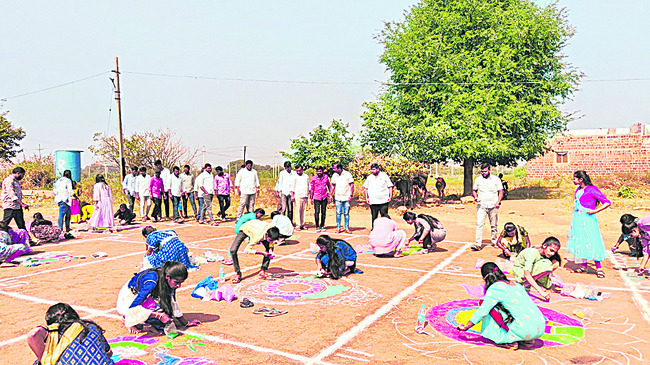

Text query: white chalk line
(334, 353), (369, 362)
(307, 241), (474, 364)
(608, 252), (650, 324)
(342, 347), (374, 357)
(182, 330), (334, 365)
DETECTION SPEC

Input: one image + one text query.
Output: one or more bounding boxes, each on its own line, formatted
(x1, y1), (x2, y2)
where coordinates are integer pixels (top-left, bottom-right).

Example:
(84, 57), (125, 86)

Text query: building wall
(527, 131), (650, 179)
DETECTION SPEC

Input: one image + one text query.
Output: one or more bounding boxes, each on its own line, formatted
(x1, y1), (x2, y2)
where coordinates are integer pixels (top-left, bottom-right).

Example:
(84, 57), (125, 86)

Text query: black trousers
(2, 208), (26, 230)
(230, 231), (271, 276)
(370, 203), (389, 227)
(314, 199), (327, 228)
(163, 193), (170, 218)
(152, 198), (162, 220)
(282, 194), (294, 223)
(217, 194), (231, 219)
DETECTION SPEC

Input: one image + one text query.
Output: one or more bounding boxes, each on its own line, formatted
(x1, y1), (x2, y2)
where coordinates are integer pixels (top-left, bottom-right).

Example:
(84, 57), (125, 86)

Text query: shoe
(264, 308), (288, 317)
(253, 306), (272, 315)
(344, 229), (351, 234)
(335, 228), (342, 233)
(471, 244), (482, 251)
(222, 259), (233, 266)
(315, 228), (321, 233)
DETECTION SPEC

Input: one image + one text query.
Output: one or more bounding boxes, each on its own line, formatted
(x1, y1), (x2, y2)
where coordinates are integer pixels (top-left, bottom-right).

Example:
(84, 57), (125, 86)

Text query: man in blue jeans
(53, 169), (74, 232)
(331, 163), (354, 233)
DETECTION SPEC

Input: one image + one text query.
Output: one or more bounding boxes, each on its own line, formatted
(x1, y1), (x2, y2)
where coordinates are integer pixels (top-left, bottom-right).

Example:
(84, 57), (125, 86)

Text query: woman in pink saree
(89, 174), (114, 231)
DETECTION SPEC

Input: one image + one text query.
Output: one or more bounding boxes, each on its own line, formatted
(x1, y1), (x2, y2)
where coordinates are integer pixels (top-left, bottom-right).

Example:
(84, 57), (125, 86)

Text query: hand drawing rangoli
(426, 299), (584, 347)
(234, 275), (381, 306)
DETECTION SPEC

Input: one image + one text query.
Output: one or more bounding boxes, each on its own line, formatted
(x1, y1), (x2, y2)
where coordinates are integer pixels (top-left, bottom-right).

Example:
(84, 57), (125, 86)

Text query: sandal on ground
(259, 272), (275, 280)
(264, 308), (288, 317)
(231, 275), (242, 284)
(240, 298), (254, 308)
(270, 273), (284, 279)
(573, 266), (588, 274)
(471, 244), (482, 251)
(596, 269), (605, 278)
(253, 306), (272, 315)
(222, 259), (233, 266)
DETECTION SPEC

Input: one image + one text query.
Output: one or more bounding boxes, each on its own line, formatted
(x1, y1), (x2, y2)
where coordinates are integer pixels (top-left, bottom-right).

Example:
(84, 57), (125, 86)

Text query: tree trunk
(463, 158), (474, 196)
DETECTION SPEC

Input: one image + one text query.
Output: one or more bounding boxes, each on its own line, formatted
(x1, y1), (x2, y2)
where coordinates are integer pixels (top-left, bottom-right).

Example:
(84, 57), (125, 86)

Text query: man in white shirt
(196, 163), (215, 224)
(170, 166), (184, 222)
(180, 165), (197, 220)
(135, 167), (152, 221)
(53, 169), (74, 232)
(471, 163), (504, 251)
(234, 159), (260, 219)
(331, 162), (354, 234)
(363, 163), (393, 227)
(292, 165), (310, 230)
(275, 161), (297, 224)
(155, 160), (172, 221)
(122, 166), (138, 213)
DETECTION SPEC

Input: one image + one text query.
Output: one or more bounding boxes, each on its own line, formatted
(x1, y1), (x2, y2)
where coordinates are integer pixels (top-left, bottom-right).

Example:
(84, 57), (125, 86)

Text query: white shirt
(235, 168), (260, 195)
(135, 174), (152, 197)
(272, 215), (294, 236)
(331, 170), (354, 201)
(53, 177), (73, 205)
(196, 171), (215, 197)
(122, 173), (137, 195)
(473, 174), (503, 207)
(170, 174), (183, 197)
(293, 173), (310, 198)
(363, 172), (393, 205)
(160, 167), (172, 191)
(276, 170), (297, 196)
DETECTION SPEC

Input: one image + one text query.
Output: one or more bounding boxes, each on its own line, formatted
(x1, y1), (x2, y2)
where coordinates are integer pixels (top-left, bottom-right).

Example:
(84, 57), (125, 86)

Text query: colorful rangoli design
(426, 299), (584, 347)
(234, 275), (380, 306)
(108, 334), (214, 364)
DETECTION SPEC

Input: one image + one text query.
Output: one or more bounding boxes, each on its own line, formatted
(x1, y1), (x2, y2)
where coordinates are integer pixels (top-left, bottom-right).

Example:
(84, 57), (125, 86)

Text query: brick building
(526, 123), (650, 179)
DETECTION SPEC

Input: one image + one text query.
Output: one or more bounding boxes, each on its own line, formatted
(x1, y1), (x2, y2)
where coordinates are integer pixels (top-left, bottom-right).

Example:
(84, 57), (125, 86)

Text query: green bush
(514, 166), (527, 179)
(617, 185), (635, 198)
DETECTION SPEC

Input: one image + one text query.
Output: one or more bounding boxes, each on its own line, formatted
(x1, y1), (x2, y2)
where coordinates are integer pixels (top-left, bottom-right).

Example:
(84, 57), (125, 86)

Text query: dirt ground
(1, 196), (649, 365)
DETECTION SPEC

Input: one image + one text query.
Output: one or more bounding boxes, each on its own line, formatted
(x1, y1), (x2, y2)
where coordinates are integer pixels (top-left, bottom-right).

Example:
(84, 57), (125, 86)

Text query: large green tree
(0, 111), (26, 161)
(361, 0), (581, 194)
(283, 120), (355, 169)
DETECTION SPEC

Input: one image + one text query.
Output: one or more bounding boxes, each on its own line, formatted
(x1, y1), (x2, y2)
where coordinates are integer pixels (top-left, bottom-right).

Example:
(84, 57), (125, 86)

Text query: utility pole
(37, 144), (43, 161)
(113, 57), (126, 182)
(243, 146), (247, 164)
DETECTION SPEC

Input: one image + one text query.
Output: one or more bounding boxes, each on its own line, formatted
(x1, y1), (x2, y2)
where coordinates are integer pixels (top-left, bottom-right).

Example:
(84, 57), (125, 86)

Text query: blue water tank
(55, 150), (83, 181)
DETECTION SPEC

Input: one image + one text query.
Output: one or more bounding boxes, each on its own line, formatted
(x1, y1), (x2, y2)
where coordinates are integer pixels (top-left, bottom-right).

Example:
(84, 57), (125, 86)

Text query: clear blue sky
(2, 1), (648, 167)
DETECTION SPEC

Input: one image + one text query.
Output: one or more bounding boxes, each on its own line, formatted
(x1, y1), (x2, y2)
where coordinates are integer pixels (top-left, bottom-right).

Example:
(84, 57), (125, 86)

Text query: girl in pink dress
(89, 174), (114, 231)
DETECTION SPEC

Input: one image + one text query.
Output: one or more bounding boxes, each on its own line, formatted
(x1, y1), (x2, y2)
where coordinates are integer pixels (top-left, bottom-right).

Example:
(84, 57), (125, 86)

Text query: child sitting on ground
(27, 302), (113, 365)
(512, 237), (562, 301)
(315, 235), (357, 279)
(619, 214), (650, 275)
(30, 212), (73, 244)
(114, 203), (137, 225)
(402, 211), (446, 253)
(495, 222), (531, 259)
(0, 222), (32, 264)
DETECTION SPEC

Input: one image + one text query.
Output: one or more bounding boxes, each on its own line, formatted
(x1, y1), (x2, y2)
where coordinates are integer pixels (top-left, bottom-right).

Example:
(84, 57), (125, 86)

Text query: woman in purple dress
(566, 170), (611, 278)
(89, 174), (114, 231)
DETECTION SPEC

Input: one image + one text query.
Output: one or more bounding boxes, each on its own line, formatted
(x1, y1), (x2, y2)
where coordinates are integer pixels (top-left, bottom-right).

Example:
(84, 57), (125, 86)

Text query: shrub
(617, 185), (635, 198)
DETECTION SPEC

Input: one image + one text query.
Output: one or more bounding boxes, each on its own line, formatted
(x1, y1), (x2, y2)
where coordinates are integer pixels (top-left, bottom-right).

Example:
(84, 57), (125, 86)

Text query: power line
(2, 71), (111, 100)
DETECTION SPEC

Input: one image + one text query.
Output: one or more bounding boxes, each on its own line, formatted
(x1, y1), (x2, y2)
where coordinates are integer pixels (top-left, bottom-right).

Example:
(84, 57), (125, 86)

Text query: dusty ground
(1, 195), (649, 365)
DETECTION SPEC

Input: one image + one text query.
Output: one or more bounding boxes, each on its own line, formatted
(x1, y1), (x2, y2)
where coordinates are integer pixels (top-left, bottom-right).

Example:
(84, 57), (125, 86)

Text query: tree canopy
(283, 120), (355, 169)
(361, 0), (581, 194)
(0, 111), (26, 161)
(89, 128), (200, 169)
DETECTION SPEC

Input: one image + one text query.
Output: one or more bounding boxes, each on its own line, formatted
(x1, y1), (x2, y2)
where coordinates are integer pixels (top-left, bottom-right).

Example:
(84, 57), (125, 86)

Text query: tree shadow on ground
(507, 186), (560, 200)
